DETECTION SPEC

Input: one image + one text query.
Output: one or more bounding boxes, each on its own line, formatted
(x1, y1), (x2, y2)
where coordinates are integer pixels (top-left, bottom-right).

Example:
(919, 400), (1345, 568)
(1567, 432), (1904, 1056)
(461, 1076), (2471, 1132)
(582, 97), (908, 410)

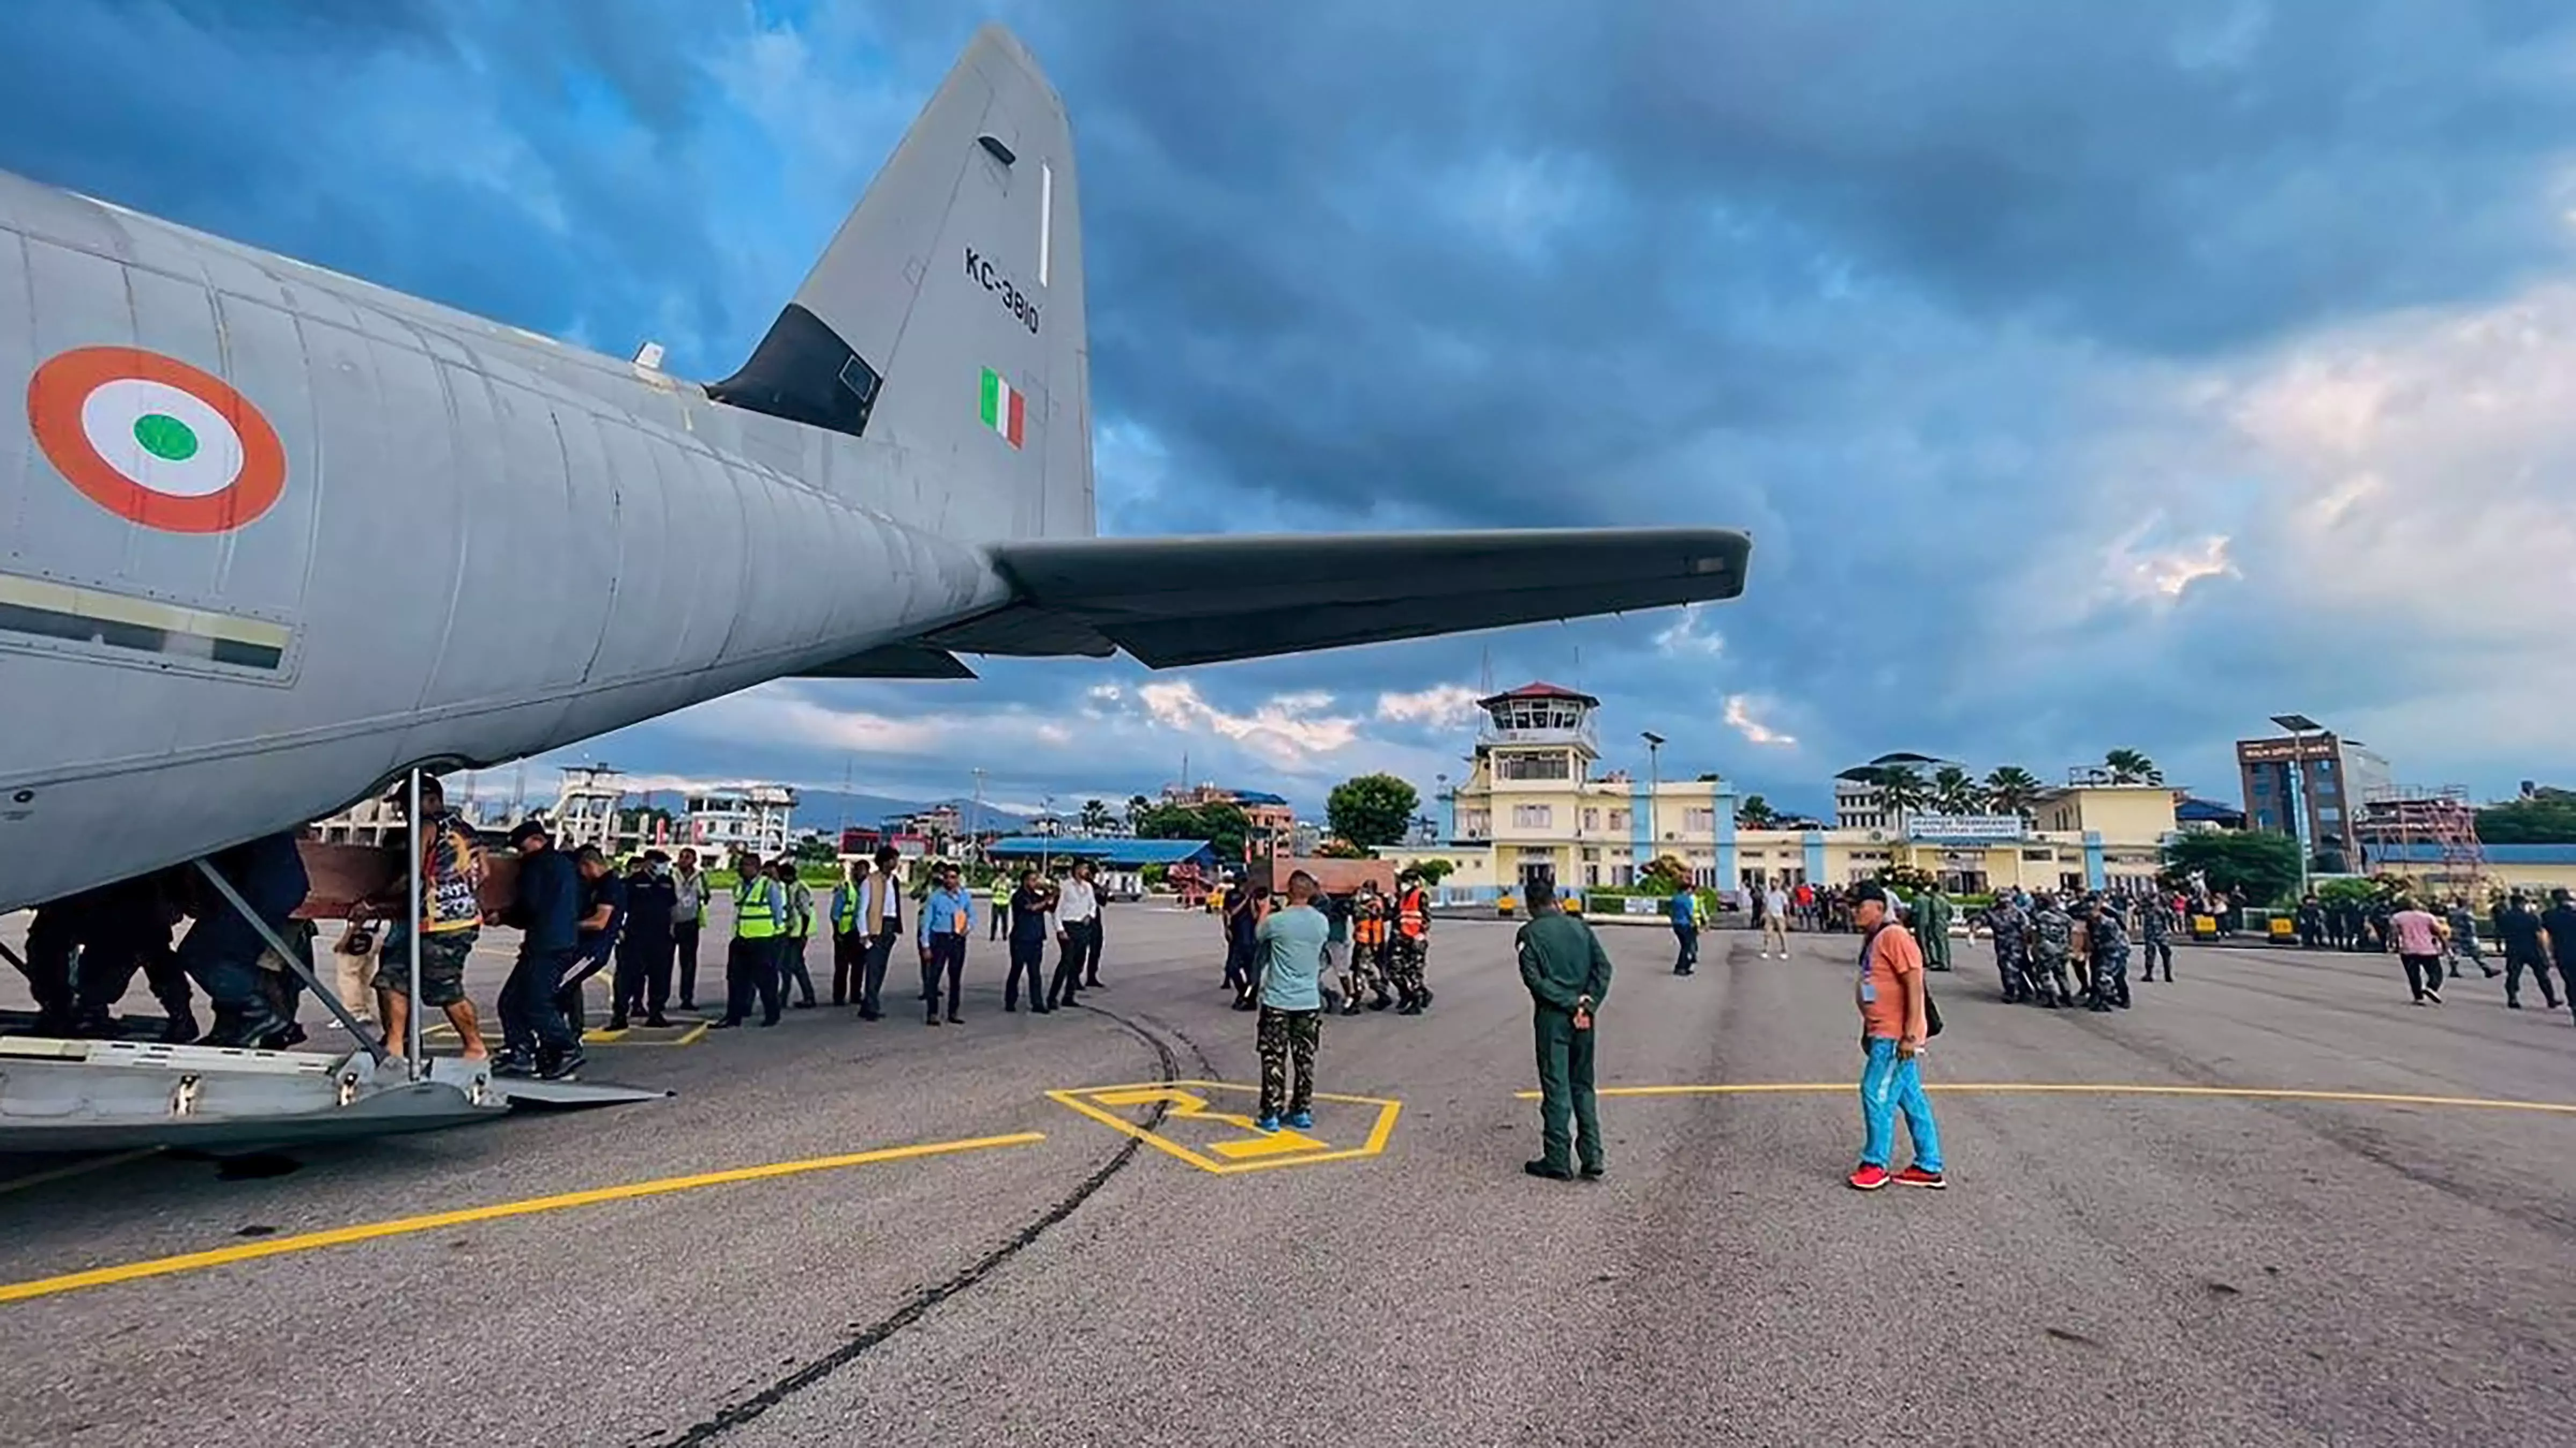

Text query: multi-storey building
(1162, 783), (1297, 859)
(2236, 729), (2391, 873)
(549, 766), (635, 854)
(1383, 682), (2181, 901)
(682, 784), (798, 859)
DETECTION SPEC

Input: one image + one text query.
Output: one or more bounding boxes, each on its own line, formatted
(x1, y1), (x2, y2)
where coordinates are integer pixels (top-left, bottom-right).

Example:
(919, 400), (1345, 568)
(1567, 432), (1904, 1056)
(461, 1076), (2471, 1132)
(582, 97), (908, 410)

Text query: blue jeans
(1672, 923), (1697, 969)
(1859, 1036), (1942, 1173)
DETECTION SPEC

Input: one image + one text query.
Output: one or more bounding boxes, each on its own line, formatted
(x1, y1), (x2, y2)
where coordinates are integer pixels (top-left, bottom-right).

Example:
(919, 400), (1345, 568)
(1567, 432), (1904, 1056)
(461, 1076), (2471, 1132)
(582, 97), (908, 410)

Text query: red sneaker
(1894, 1165), (1946, 1189)
(1847, 1164), (1891, 1191)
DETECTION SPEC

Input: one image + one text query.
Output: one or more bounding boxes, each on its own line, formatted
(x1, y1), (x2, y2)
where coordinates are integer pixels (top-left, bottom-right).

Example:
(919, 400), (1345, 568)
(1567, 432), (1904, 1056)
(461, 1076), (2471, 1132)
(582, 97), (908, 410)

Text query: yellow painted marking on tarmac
(1048, 1079), (1403, 1175)
(1511, 1082), (2576, 1115)
(0, 1130), (1045, 1307)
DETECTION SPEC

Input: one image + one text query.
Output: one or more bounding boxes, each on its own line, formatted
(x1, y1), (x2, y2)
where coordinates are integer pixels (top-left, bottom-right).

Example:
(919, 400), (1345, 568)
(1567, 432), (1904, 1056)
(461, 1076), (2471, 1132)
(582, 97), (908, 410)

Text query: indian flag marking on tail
(979, 366), (1026, 449)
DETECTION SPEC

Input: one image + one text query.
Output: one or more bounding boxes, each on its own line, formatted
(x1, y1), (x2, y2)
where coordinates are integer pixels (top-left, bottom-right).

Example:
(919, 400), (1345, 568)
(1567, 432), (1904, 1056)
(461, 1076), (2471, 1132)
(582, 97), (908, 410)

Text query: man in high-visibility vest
(712, 850), (783, 1028)
(1349, 885), (1393, 1011)
(829, 861), (868, 1007)
(1388, 870), (1436, 1015)
(773, 858), (819, 1009)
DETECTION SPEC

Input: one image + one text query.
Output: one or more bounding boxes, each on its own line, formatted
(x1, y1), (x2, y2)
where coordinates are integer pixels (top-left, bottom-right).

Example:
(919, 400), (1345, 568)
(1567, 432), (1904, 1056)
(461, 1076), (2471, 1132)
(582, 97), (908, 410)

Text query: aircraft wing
(920, 527), (1752, 669)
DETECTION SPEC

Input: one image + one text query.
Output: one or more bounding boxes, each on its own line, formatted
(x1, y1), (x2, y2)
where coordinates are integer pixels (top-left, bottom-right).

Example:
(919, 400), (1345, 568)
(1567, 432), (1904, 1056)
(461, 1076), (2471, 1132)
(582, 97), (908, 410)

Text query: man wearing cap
(1516, 868), (1613, 1181)
(1848, 880), (1944, 1191)
(497, 820), (586, 1078)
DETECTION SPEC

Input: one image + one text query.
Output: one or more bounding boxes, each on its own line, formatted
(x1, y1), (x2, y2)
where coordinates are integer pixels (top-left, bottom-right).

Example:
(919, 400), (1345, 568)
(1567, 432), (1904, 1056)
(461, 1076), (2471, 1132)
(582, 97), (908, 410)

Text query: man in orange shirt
(1848, 881), (1945, 1191)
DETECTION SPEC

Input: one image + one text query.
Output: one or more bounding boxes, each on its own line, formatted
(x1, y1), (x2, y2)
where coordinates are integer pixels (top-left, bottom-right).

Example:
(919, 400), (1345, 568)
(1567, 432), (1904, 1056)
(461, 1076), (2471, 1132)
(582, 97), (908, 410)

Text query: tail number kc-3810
(963, 247), (1041, 335)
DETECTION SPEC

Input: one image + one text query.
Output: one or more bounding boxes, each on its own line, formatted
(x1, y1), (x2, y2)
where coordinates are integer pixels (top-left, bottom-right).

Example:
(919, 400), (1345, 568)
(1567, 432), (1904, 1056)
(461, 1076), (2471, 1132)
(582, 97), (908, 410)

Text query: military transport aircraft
(0, 21), (1749, 917)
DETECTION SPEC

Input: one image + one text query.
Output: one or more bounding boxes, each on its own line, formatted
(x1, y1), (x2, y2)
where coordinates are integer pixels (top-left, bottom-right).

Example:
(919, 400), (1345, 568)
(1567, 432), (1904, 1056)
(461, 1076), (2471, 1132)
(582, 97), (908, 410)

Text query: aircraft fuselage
(0, 170), (1013, 910)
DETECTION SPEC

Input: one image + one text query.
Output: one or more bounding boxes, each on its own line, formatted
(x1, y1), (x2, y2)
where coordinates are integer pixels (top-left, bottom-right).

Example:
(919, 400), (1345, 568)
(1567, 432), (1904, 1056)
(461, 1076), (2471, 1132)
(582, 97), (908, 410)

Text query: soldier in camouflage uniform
(1326, 892), (1379, 1016)
(2027, 895), (2076, 1008)
(1386, 871), (1435, 1015)
(1348, 884), (1394, 1011)
(2084, 898), (2131, 1011)
(1986, 896), (2032, 1003)
(2137, 894), (2175, 982)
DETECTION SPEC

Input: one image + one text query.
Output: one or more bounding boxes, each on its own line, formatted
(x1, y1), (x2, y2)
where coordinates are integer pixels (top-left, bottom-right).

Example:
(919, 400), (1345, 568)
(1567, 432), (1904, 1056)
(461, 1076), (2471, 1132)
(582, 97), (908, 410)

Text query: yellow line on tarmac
(1512, 1082), (2576, 1115)
(0, 1130), (1046, 1306)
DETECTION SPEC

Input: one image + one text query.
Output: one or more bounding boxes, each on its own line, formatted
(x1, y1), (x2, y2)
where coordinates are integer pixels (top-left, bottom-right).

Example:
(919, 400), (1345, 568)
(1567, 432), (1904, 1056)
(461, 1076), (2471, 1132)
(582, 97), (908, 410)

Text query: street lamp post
(2271, 713), (2322, 901)
(1641, 731), (1665, 855)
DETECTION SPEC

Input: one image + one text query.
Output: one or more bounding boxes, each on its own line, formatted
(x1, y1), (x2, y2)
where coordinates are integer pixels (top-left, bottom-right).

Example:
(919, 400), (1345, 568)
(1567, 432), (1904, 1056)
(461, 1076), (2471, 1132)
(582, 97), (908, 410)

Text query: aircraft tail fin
(707, 24), (1092, 540)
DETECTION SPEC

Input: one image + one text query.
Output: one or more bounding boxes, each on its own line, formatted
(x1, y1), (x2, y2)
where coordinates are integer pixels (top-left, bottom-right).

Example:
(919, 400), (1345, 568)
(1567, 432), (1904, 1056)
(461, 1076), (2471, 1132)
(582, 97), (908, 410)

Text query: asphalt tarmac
(3, 905), (2573, 1447)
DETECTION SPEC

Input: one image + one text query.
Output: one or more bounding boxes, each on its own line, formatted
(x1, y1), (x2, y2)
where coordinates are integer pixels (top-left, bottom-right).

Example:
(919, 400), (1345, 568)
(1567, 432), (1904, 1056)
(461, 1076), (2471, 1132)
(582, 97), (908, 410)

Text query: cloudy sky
(6, 1), (2571, 819)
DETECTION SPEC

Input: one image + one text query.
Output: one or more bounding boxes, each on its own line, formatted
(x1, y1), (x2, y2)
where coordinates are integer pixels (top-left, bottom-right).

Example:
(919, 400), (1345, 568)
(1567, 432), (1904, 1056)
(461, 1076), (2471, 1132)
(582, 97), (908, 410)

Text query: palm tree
(1874, 766), (1931, 824)
(2104, 748), (2164, 785)
(1737, 794), (1780, 828)
(1078, 798), (1114, 835)
(1930, 765), (1982, 815)
(1123, 793), (1152, 829)
(1984, 766), (2043, 822)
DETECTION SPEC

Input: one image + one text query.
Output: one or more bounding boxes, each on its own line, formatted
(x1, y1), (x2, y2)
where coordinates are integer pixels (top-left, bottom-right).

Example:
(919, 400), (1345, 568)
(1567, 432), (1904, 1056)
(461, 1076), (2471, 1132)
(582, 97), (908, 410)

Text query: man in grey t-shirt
(1254, 870), (1330, 1133)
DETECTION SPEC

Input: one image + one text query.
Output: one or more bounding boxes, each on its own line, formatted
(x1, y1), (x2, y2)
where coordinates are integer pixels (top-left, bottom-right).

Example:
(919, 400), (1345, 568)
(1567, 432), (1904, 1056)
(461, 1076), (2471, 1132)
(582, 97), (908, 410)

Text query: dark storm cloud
(3, 2), (2566, 811)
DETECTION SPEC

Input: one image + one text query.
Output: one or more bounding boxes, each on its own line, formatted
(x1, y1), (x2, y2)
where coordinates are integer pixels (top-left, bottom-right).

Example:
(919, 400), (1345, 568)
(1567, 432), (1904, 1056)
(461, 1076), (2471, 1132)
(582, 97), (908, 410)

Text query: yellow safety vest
(735, 876), (782, 939)
(831, 884), (861, 934)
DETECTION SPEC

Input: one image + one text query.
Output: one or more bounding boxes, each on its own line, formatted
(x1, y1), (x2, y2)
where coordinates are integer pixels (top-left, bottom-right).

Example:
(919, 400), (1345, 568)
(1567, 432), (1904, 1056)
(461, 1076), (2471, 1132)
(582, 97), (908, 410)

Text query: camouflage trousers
(1256, 1005), (1321, 1121)
(2090, 944), (2129, 1008)
(1330, 939), (1381, 1013)
(2027, 949), (2073, 1003)
(1991, 935), (2029, 1000)
(1385, 934), (1428, 998)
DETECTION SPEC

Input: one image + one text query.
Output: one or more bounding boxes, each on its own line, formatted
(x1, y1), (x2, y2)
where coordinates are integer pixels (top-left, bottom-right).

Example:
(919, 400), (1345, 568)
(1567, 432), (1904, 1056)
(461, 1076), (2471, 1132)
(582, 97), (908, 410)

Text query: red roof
(1479, 680), (1601, 708)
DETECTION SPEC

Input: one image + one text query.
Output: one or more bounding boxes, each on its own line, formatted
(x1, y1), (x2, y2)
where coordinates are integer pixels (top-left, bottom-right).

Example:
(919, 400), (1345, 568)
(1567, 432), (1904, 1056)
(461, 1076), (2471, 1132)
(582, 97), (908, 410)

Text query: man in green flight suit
(1913, 884), (1955, 973)
(1517, 867), (1613, 1181)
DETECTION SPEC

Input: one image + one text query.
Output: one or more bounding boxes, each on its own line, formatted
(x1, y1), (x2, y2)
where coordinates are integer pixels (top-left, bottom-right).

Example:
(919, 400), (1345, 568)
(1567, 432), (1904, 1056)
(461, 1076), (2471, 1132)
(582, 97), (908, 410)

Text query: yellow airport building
(1381, 683), (2179, 902)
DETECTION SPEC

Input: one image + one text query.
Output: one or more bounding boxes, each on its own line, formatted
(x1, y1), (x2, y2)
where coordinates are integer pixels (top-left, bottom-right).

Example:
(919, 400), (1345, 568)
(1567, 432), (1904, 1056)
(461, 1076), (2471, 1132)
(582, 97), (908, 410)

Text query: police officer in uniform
(611, 851), (678, 1030)
(2498, 893), (2558, 1011)
(2027, 894), (2076, 1008)
(2085, 898), (2131, 1010)
(1986, 894), (2031, 1003)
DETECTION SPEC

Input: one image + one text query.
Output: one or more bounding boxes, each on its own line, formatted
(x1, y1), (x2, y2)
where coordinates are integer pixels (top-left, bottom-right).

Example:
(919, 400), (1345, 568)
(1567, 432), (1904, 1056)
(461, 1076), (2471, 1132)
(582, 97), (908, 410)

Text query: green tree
(1737, 795), (1780, 828)
(1874, 766), (1931, 820)
(2105, 748), (2164, 785)
(1077, 798), (1114, 835)
(1412, 858), (1457, 886)
(1640, 854), (1694, 892)
(2163, 831), (2301, 906)
(1124, 793), (1152, 830)
(791, 835), (840, 865)
(2475, 797), (2576, 844)
(1133, 800), (1252, 862)
(1328, 773), (1421, 849)
(1930, 765), (1983, 814)
(1983, 766), (2043, 821)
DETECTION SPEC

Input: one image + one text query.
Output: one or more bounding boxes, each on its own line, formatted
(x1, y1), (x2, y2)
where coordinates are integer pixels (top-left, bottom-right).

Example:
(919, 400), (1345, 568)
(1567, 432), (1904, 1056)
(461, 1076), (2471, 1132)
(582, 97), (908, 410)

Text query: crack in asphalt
(640, 1003), (1183, 1447)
